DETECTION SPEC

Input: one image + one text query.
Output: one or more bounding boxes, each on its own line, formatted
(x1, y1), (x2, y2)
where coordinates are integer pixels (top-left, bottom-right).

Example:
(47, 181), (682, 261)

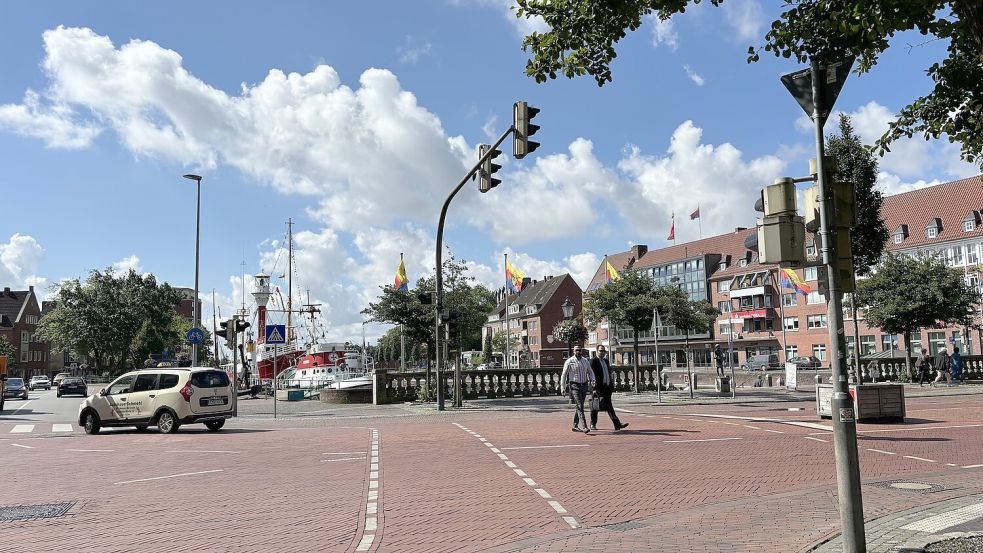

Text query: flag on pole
(506, 260), (525, 294)
(689, 207), (700, 219)
(605, 260), (620, 282)
(394, 259), (409, 292)
(667, 213), (676, 241)
(780, 268), (811, 296)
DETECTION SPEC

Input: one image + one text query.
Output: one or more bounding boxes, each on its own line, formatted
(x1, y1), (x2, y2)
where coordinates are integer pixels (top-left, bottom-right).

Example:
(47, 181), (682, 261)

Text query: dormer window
(963, 211), (981, 232)
(893, 224), (909, 244)
(925, 218), (942, 239)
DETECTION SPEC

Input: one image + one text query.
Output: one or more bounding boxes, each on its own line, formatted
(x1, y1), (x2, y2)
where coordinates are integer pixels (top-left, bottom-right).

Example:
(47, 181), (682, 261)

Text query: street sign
(174, 345), (182, 354)
(781, 57), (855, 127)
(186, 327), (205, 345)
(266, 324), (286, 345)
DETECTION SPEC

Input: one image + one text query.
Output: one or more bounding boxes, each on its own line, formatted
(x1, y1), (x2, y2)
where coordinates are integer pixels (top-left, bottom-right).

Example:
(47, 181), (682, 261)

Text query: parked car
(29, 375), (52, 390)
(743, 354), (781, 371)
(57, 377), (89, 398)
(52, 372), (71, 387)
(78, 367), (234, 434)
(3, 378), (29, 400)
(787, 356), (823, 370)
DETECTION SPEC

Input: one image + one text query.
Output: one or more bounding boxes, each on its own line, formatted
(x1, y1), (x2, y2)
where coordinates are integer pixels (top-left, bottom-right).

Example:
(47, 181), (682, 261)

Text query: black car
(57, 377), (88, 398)
(3, 378), (29, 400)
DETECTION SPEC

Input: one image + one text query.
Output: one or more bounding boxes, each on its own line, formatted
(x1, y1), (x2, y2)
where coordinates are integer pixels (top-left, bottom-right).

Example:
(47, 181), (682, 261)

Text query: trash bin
(715, 377), (730, 394)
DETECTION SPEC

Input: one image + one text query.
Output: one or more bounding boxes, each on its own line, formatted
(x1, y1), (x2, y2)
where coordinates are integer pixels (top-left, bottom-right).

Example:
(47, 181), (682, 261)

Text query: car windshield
(63, 378), (84, 384)
(191, 371), (230, 388)
(8, 378), (23, 385)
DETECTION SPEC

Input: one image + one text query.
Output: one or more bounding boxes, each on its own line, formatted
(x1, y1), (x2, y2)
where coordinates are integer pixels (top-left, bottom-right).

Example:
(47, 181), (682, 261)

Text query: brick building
(0, 286), (51, 377)
(173, 287), (201, 321)
(484, 274), (584, 367)
(589, 174), (983, 367)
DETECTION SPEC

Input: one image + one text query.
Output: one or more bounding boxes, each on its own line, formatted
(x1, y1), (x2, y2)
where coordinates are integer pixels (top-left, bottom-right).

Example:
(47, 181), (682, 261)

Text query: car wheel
(156, 410), (180, 434)
(83, 411), (101, 435)
(204, 420), (225, 432)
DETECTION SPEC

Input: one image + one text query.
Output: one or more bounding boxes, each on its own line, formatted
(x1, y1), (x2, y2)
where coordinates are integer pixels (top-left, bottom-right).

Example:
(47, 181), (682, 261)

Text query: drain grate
(870, 480), (948, 494)
(0, 502), (76, 521)
(603, 520), (645, 532)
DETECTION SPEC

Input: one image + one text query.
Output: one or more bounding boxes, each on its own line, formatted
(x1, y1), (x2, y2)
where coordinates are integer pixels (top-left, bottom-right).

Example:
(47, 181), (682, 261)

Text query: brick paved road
(1, 390), (982, 552)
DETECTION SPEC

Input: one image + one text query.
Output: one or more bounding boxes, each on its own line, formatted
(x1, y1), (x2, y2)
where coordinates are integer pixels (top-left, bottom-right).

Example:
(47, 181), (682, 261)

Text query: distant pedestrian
(589, 346), (628, 431)
(917, 351), (932, 386)
(951, 347), (965, 384)
(933, 347), (952, 387)
(560, 345), (595, 434)
(714, 344), (725, 377)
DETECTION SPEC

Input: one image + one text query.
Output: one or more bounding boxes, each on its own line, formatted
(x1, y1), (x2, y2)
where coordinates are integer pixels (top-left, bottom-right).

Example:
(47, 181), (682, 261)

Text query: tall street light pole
(561, 296), (574, 357)
(183, 174), (202, 367)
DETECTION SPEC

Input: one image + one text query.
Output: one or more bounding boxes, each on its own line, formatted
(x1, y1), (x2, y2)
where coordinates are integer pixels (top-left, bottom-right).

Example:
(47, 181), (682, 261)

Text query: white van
(78, 367), (233, 434)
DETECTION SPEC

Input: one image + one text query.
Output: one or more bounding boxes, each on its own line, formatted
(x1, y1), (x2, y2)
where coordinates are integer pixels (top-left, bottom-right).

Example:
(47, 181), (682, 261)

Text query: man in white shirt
(560, 345), (595, 434)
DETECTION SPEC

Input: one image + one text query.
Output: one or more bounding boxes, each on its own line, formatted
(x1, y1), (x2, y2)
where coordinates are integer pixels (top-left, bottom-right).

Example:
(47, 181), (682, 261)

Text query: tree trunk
(851, 293), (862, 374)
(632, 325), (640, 393)
(685, 329), (693, 399)
(903, 330), (914, 380)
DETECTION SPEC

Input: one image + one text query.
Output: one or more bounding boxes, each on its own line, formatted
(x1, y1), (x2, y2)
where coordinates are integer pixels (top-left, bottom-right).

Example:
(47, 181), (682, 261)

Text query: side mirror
(0, 374), (7, 381)
(99, 388), (107, 396)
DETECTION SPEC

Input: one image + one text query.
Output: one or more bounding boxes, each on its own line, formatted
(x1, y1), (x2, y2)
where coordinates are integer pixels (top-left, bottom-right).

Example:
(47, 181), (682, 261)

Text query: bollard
(816, 374), (824, 384)
(764, 373), (773, 387)
(690, 372), (698, 390)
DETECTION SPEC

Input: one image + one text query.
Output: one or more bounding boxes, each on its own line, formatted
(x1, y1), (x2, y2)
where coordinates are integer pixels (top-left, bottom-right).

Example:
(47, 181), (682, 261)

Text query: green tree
(516, 0), (983, 168)
(551, 318), (588, 356)
(482, 326), (493, 365)
(653, 285), (719, 374)
(854, 253), (978, 376)
(491, 328), (521, 357)
(0, 335), (15, 359)
(583, 270), (660, 392)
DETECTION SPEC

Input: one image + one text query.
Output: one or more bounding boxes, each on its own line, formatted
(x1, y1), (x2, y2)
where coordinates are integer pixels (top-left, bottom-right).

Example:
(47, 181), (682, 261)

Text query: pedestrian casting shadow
(896, 418), (943, 424)
(616, 429), (699, 436)
(0, 411), (54, 420)
(100, 427), (275, 435)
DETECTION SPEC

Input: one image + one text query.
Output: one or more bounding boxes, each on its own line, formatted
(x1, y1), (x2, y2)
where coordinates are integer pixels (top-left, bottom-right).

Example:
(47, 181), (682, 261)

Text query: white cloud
(0, 90), (101, 149)
(647, 15), (679, 50)
(683, 64), (705, 86)
(722, 0), (765, 42)
(0, 234), (47, 290)
(111, 255), (143, 274)
(875, 172), (944, 197)
(396, 36), (433, 64)
(453, 0), (548, 36)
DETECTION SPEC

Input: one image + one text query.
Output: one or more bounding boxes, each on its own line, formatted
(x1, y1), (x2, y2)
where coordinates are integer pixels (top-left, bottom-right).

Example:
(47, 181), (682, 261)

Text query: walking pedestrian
(917, 350), (932, 386)
(933, 347), (952, 387)
(951, 347), (965, 384)
(561, 345), (595, 434)
(589, 346), (628, 431)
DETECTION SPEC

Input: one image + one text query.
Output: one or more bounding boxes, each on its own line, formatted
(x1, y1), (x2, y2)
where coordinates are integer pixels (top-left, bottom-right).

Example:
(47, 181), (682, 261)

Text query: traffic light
(216, 320), (233, 346)
(440, 309), (461, 324)
(753, 178), (806, 265)
(513, 101), (540, 159)
(418, 292), (433, 304)
(232, 318), (250, 334)
(478, 144), (502, 193)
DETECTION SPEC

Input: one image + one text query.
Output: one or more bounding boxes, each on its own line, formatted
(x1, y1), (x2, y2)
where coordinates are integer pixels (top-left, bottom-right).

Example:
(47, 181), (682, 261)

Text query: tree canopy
(0, 335), (15, 360)
(516, 0), (983, 167)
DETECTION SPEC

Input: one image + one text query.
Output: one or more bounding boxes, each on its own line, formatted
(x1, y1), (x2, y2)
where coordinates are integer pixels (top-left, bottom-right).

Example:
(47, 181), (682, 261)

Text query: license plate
(203, 397), (226, 406)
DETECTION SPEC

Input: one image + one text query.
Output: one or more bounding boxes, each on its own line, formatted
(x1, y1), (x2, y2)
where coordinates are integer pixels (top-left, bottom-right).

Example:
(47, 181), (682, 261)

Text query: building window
(717, 280), (730, 292)
(785, 345), (798, 359)
(737, 258), (747, 267)
(807, 291), (823, 305)
(806, 244), (817, 256)
(893, 233), (904, 244)
(953, 246), (964, 265)
(782, 293), (798, 307)
(846, 336), (856, 356)
(911, 336), (923, 355)
(807, 314), (828, 329)
(929, 331), (946, 354)
(719, 322), (732, 335)
(881, 334), (897, 352)
(965, 220), (976, 232)
(813, 344), (827, 361)
(861, 335), (876, 355)
(589, 332), (597, 344)
(718, 301), (732, 313)
(926, 227), (938, 239)
(804, 267), (818, 281)
(783, 317), (799, 331)
(968, 247), (979, 265)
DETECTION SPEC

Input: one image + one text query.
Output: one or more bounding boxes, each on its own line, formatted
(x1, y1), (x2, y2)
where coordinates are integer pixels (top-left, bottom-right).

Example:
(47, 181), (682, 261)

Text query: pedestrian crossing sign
(265, 324), (286, 344)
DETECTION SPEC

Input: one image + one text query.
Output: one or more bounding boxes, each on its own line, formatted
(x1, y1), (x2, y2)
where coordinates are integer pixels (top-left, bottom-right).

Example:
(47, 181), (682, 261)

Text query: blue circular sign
(186, 327), (205, 345)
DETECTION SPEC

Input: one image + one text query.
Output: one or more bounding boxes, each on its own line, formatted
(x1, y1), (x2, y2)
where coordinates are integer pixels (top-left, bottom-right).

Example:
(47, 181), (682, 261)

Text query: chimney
(735, 227), (747, 233)
(631, 244), (648, 260)
(3, 287), (10, 297)
(522, 277), (532, 288)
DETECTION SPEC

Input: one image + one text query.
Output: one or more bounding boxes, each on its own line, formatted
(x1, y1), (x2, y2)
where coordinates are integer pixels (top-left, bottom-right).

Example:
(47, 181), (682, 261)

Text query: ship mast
(287, 218), (294, 344)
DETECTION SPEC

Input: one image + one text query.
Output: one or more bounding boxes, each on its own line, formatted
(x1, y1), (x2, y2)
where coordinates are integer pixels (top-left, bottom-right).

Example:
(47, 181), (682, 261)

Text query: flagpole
(504, 253), (510, 370)
(673, 212), (677, 246)
(698, 203), (703, 239)
(774, 269), (789, 363)
(400, 252), (406, 372)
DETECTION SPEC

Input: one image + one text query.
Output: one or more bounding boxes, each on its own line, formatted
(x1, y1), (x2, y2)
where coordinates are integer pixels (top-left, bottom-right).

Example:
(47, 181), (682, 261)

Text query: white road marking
(523, 478), (537, 486)
(742, 425), (761, 430)
(490, 447), (501, 453)
(534, 488), (552, 498)
(10, 443), (33, 449)
(963, 464), (983, 469)
(11, 425), (34, 433)
(664, 437), (744, 443)
(866, 449), (896, 455)
(563, 516), (579, 528)
(860, 423), (983, 434)
(687, 413), (833, 432)
(367, 503), (377, 514)
(763, 429), (786, 434)
(52, 424), (73, 433)
(500, 444), (590, 450)
(497, 453), (508, 460)
(323, 451), (366, 455)
(365, 517), (377, 531)
(10, 396), (41, 414)
(67, 449), (115, 453)
(548, 501), (567, 514)
(114, 469), (223, 485)
(505, 461), (517, 468)
(321, 457), (366, 463)
(165, 450), (239, 454)
(947, 464), (958, 467)
(614, 408), (636, 413)
(355, 534), (374, 551)
(904, 456), (937, 463)
(804, 436), (829, 443)
(900, 502), (983, 533)
(513, 468), (527, 477)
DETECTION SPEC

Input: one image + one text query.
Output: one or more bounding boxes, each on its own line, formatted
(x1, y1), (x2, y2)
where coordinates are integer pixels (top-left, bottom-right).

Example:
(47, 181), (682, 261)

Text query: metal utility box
(757, 215), (806, 265)
(816, 383), (905, 422)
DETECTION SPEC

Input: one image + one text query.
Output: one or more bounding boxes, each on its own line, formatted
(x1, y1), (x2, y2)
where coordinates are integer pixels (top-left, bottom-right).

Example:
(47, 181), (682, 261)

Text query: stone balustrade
(858, 354), (983, 382)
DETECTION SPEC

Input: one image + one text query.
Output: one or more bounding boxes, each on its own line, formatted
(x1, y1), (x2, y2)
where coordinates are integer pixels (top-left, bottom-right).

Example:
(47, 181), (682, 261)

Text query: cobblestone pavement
(1, 386), (981, 552)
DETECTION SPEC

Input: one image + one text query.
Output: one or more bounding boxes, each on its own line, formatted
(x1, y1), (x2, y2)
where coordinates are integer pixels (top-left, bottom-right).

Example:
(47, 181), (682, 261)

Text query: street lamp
(561, 296), (574, 357)
(183, 173), (202, 366)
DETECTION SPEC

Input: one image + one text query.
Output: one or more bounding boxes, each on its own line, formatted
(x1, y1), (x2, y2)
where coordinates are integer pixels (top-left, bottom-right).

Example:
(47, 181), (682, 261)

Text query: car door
(92, 375), (135, 424)
(126, 373), (160, 425)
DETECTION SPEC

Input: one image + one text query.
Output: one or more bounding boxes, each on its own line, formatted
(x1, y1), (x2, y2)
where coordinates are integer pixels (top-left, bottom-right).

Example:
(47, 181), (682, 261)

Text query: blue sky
(0, 1), (977, 341)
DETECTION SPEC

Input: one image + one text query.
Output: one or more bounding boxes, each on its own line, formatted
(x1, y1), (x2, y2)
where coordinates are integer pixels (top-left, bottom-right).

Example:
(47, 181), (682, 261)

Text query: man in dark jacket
(589, 346), (628, 431)
(917, 350), (932, 386)
(933, 347), (952, 386)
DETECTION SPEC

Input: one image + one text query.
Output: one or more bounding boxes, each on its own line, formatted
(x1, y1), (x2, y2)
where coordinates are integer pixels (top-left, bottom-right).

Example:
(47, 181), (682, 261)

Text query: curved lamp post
(183, 174), (202, 367)
(561, 296), (575, 357)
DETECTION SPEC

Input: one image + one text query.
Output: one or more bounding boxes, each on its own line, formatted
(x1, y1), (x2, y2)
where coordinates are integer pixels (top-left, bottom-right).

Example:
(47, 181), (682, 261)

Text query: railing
(857, 355), (983, 382)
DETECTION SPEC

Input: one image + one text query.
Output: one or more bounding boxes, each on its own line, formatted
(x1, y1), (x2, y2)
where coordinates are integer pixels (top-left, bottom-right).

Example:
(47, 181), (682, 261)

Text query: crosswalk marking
(11, 425), (35, 433)
(6, 424), (76, 434)
(52, 424), (73, 433)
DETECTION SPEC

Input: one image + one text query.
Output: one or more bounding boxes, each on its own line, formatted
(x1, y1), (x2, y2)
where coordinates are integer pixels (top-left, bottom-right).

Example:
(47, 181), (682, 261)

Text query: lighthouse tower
(252, 272), (271, 344)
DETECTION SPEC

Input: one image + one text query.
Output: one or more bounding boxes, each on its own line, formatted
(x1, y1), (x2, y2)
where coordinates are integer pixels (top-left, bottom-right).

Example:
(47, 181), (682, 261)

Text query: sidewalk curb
(897, 531), (983, 552)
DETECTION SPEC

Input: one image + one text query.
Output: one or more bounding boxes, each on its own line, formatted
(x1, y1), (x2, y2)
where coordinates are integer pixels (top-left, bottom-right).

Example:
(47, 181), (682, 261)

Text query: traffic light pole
(811, 60), (866, 552)
(435, 126), (513, 410)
